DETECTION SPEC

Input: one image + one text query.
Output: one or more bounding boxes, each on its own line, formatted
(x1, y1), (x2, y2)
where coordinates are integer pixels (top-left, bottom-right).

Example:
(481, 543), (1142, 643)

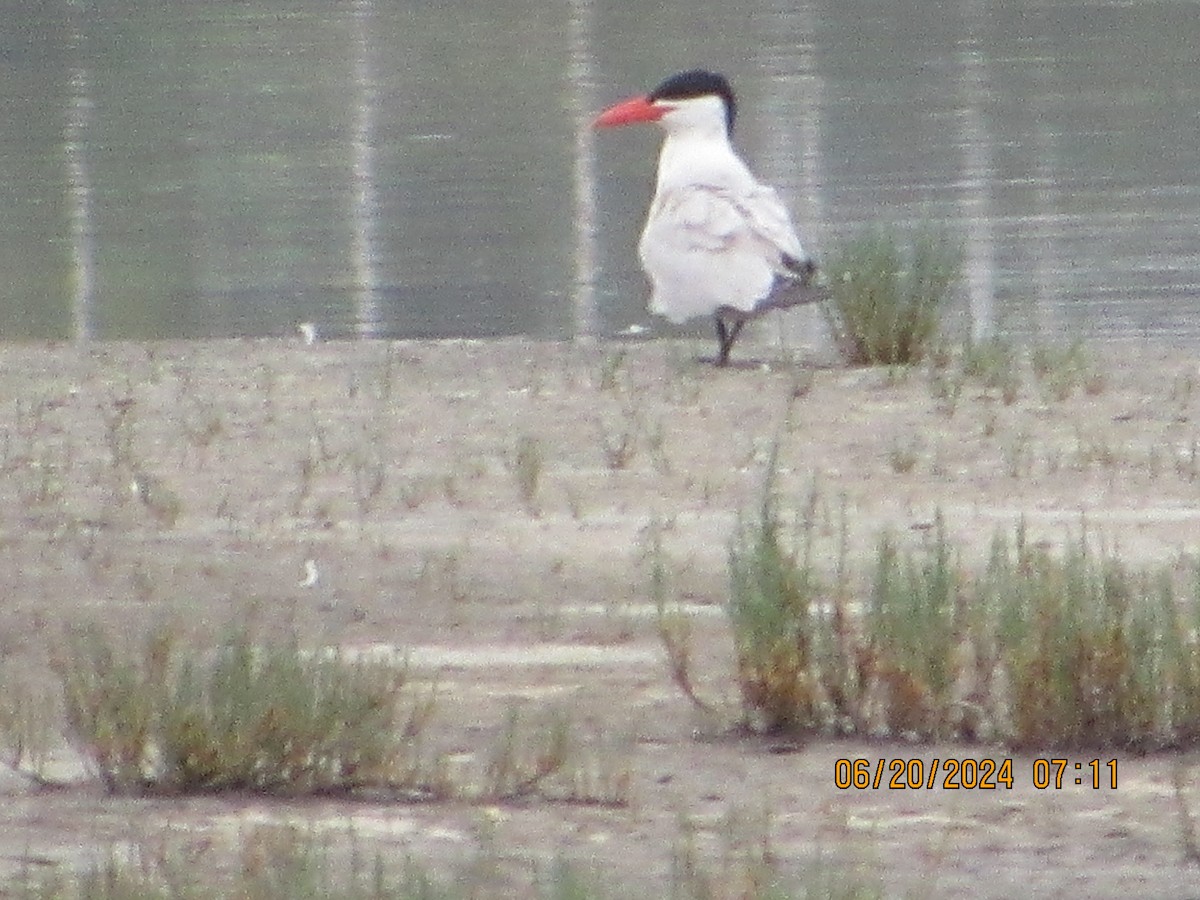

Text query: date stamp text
(833, 757), (1119, 790)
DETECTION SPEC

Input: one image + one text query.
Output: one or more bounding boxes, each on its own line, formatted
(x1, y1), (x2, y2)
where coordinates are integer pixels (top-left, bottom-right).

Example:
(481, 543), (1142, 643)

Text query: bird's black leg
(715, 316), (732, 366)
(714, 313), (744, 367)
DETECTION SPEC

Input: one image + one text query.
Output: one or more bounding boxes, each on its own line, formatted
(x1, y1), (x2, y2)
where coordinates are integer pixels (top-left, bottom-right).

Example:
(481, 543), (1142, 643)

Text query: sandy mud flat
(2, 336), (1199, 896)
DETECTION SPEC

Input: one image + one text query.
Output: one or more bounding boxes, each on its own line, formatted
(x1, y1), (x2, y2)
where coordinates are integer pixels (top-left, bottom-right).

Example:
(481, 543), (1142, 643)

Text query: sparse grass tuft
(598, 349), (628, 392)
(887, 437), (921, 474)
(348, 424), (388, 515)
(648, 517), (720, 720)
(822, 227), (962, 366)
(961, 338), (1021, 404)
(1030, 340), (1097, 402)
(14, 825), (463, 900)
(11, 815), (881, 900)
(482, 705), (571, 801)
(0, 668), (55, 784)
(511, 435), (544, 513)
(671, 807), (884, 900)
(1171, 759), (1200, 864)
(476, 705), (630, 807)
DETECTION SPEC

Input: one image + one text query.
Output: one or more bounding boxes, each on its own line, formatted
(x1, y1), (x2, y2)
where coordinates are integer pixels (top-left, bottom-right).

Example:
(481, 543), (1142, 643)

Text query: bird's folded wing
(733, 184), (808, 262)
(651, 183), (806, 264)
(649, 186), (739, 250)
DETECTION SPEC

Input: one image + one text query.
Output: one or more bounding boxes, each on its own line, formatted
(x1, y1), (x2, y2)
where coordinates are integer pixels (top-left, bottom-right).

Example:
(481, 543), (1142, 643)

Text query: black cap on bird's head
(649, 69), (737, 136)
(594, 68), (737, 137)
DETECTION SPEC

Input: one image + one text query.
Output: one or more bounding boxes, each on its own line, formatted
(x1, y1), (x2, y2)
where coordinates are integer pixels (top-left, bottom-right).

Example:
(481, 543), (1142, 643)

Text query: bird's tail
(758, 257), (829, 312)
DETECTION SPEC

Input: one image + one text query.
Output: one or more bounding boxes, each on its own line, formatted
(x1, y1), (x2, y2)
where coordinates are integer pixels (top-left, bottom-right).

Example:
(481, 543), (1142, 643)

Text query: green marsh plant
(726, 474), (843, 733)
(40, 620), (626, 806)
(673, 443), (1200, 748)
(822, 227), (962, 366)
(860, 519), (963, 739)
(53, 625), (441, 796)
(981, 526), (1200, 749)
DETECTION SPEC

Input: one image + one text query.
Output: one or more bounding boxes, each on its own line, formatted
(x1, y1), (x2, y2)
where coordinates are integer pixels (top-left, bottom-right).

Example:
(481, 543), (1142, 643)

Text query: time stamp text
(834, 757), (1118, 791)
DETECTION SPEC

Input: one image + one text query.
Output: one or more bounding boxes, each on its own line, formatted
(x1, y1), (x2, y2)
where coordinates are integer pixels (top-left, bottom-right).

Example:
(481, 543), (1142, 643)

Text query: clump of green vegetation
(726, 479), (831, 733)
(19, 622), (627, 807)
(982, 526), (1200, 749)
(52, 625), (441, 796)
(822, 227), (963, 366)
(664, 467), (1200, 750)
(859, 518), (963, 739)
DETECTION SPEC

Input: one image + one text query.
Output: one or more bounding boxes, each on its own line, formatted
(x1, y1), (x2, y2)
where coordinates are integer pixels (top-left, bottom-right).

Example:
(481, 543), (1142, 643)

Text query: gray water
(2, 0), (1198, 344)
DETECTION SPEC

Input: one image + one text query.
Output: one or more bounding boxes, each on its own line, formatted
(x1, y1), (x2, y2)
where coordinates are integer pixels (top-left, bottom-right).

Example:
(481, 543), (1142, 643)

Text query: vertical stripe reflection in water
(1, 0), (1197, 343)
